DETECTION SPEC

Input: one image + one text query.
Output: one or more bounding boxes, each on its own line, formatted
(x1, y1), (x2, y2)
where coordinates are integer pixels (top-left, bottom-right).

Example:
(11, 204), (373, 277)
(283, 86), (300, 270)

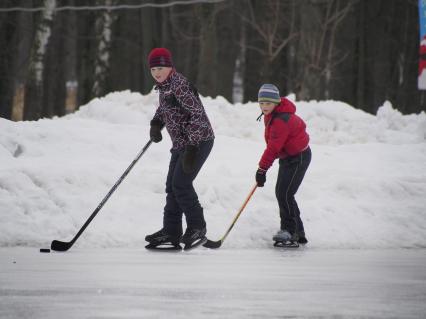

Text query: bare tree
(297, 0), (355, 100)
(240, 0), (298, 81)
(24, 0), (56, 120)
(0, 0), (424, 120)
(196, 3), (231, 96)
(92, 0), (115, 97)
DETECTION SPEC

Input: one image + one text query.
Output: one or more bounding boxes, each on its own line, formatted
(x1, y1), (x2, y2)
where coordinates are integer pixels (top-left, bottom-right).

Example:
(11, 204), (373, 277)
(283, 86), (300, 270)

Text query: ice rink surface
(1, 247), (425, 318)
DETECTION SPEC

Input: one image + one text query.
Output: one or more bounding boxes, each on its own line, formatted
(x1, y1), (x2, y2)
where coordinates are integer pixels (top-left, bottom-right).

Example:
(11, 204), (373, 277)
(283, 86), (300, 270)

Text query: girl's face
(150, 67), (172, 83)
(259, 102), (277, 115)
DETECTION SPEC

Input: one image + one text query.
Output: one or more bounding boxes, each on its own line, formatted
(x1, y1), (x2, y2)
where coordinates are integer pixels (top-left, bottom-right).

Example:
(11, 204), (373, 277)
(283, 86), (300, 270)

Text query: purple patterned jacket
(152, 71), (215, 150)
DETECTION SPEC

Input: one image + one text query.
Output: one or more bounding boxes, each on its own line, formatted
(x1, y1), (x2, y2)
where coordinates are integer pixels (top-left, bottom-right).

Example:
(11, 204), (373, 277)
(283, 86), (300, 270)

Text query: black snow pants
(275, 147), (311, 235)
(163, 139), (214, 236)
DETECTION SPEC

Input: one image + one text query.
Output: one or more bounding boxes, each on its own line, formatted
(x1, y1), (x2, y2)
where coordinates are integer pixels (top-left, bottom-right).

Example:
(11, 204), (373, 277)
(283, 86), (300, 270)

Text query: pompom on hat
(148, 48), (173, 68)
(258, 84), (281, 104)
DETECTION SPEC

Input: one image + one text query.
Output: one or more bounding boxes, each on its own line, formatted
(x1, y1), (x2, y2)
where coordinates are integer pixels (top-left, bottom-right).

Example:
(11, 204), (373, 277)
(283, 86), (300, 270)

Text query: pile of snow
(1, 91), (425, 249)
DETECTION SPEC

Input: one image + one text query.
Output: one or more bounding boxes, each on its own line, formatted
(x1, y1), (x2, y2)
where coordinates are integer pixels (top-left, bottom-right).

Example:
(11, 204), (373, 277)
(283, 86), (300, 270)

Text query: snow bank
(1, 91), (425, 249)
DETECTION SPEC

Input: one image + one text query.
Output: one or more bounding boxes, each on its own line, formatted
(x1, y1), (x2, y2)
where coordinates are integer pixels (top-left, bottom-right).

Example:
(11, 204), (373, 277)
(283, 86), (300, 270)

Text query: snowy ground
(1, 247), (426, 319)
(1, 91), (426, 318)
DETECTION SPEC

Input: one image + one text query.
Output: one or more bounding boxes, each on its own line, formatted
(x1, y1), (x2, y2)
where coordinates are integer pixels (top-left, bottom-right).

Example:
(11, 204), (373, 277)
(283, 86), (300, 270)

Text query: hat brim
(258, 97), (280, 104)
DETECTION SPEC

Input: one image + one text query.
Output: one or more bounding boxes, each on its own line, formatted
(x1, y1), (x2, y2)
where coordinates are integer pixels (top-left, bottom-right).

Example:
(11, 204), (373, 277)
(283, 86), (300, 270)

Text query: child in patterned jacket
(144, 48), (215, 250)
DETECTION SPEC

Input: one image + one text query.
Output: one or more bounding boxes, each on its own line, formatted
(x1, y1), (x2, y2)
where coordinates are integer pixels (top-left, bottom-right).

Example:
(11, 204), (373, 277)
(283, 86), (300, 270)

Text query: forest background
(0, 0), (424, 121)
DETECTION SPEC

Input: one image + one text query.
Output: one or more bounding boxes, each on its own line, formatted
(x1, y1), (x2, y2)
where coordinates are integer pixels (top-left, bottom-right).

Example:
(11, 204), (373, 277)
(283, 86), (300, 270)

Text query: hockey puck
(40, 248), (51, 253)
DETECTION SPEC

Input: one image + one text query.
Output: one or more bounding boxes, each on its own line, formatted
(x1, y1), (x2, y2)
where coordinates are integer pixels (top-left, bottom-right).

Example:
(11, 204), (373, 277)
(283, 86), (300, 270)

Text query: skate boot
(181, 227), (207, 250)
(297, 231), (308, 245)
(273, 229), (299, 248)
(145, 229), (182, 251)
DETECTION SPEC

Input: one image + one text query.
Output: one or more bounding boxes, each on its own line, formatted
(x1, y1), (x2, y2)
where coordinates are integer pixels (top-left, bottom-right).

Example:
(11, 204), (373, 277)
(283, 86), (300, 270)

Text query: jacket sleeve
(259, 119), (289, 170)
(173, 81), (205, 146)
(151, 104), (164, 125)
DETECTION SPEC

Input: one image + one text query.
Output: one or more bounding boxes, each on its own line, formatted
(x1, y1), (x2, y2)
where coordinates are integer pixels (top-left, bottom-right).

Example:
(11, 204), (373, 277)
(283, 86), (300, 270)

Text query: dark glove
(255, 168), (267, 187)
(182, 145), (199, 174)
(150, 119), (164, 143)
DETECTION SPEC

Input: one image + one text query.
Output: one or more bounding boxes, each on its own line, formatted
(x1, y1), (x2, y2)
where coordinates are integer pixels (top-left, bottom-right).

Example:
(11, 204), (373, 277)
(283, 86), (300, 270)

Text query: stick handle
(221, 184), (257, 242)
(69, 140), (153, 246)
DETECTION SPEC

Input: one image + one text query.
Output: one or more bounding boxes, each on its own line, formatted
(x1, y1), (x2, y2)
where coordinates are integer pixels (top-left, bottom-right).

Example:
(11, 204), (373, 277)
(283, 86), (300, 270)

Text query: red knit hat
(148, 48), (173, 68)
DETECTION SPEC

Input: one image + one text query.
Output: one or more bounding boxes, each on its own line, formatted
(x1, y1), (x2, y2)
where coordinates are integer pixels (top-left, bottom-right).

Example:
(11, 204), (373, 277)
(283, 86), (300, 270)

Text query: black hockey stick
(51, 139), (153, 252)
(203, 184), (257, 249)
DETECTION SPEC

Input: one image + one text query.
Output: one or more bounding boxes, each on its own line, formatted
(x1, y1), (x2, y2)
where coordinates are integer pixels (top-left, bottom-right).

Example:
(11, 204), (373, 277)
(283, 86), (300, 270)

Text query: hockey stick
(203, 184), (257, 249)
(51, 139), (153, 252)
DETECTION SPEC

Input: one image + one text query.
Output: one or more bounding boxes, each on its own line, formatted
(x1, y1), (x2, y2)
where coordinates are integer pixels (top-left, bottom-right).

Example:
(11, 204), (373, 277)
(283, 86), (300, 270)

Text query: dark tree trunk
(139, 7), (156, 93)
(297, 1), (323, 101)
(196, 4), (218, 96)
(7, 0), (34, 121)
(214, 3), (238, 101)
(284, 0), (299, 95)
(355, 0), (366, 110)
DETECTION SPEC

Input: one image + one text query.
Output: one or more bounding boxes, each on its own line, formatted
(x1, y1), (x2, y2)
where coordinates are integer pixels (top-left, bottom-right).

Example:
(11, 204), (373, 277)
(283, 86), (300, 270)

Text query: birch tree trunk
(232, 22), (246, 103)
(92, 0), (114, 97)
(25, 0), (56, 120)
(64, 0), (78, 114)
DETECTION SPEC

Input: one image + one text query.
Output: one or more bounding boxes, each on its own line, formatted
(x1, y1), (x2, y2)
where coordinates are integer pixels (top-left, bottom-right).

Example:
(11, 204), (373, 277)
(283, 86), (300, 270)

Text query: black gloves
(182, 145), (198, 174)
(255, 168), (267, 187)
(150, 119), (164, 143)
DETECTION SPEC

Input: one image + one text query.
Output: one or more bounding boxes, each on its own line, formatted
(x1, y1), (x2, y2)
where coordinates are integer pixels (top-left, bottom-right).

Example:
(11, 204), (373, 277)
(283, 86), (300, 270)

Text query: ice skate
(145, 229), (182, 251)
(181, 227), (207, 250)
(273, 230), (299, 248)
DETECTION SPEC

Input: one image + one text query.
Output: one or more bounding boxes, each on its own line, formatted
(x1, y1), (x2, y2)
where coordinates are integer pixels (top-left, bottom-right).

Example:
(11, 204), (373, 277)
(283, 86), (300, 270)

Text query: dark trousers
(163, 139), (214, 236)
(275, 147), (311, 235)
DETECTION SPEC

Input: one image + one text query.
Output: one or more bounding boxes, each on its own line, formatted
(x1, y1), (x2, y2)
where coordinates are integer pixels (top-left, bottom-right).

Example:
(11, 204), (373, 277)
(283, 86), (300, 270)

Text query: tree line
(0, 0), (424, 121)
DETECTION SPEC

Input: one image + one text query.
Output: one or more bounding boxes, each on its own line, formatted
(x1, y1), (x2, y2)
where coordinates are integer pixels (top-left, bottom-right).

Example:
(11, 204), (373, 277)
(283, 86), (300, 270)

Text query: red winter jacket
(259, 97), (309, 170)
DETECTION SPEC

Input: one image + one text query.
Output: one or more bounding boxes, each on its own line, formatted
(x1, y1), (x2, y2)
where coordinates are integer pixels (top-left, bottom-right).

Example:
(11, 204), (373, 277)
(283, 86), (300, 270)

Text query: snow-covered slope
(1, 91), (425, 249)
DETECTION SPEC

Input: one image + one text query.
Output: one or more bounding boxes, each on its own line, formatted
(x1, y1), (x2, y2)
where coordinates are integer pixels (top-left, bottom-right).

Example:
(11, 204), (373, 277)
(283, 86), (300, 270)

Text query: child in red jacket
(255, 84), (311, 246)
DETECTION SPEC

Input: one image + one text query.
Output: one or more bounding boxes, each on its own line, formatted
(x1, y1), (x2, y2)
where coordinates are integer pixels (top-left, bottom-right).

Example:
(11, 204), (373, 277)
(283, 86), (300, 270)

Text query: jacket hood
(274, 97), (296, 114)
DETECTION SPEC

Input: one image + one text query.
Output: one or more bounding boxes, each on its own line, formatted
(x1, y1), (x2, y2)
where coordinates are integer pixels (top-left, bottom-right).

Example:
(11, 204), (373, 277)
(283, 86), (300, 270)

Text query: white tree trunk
(65, 81), (78, 114)
(64, 3), (78, 114)
(232, 23), (246, 104)
(92, 1), (114, 97)
(11, 84), (25, 121)
(32, 0), (56, 86)
(26, 0), (56, 120)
